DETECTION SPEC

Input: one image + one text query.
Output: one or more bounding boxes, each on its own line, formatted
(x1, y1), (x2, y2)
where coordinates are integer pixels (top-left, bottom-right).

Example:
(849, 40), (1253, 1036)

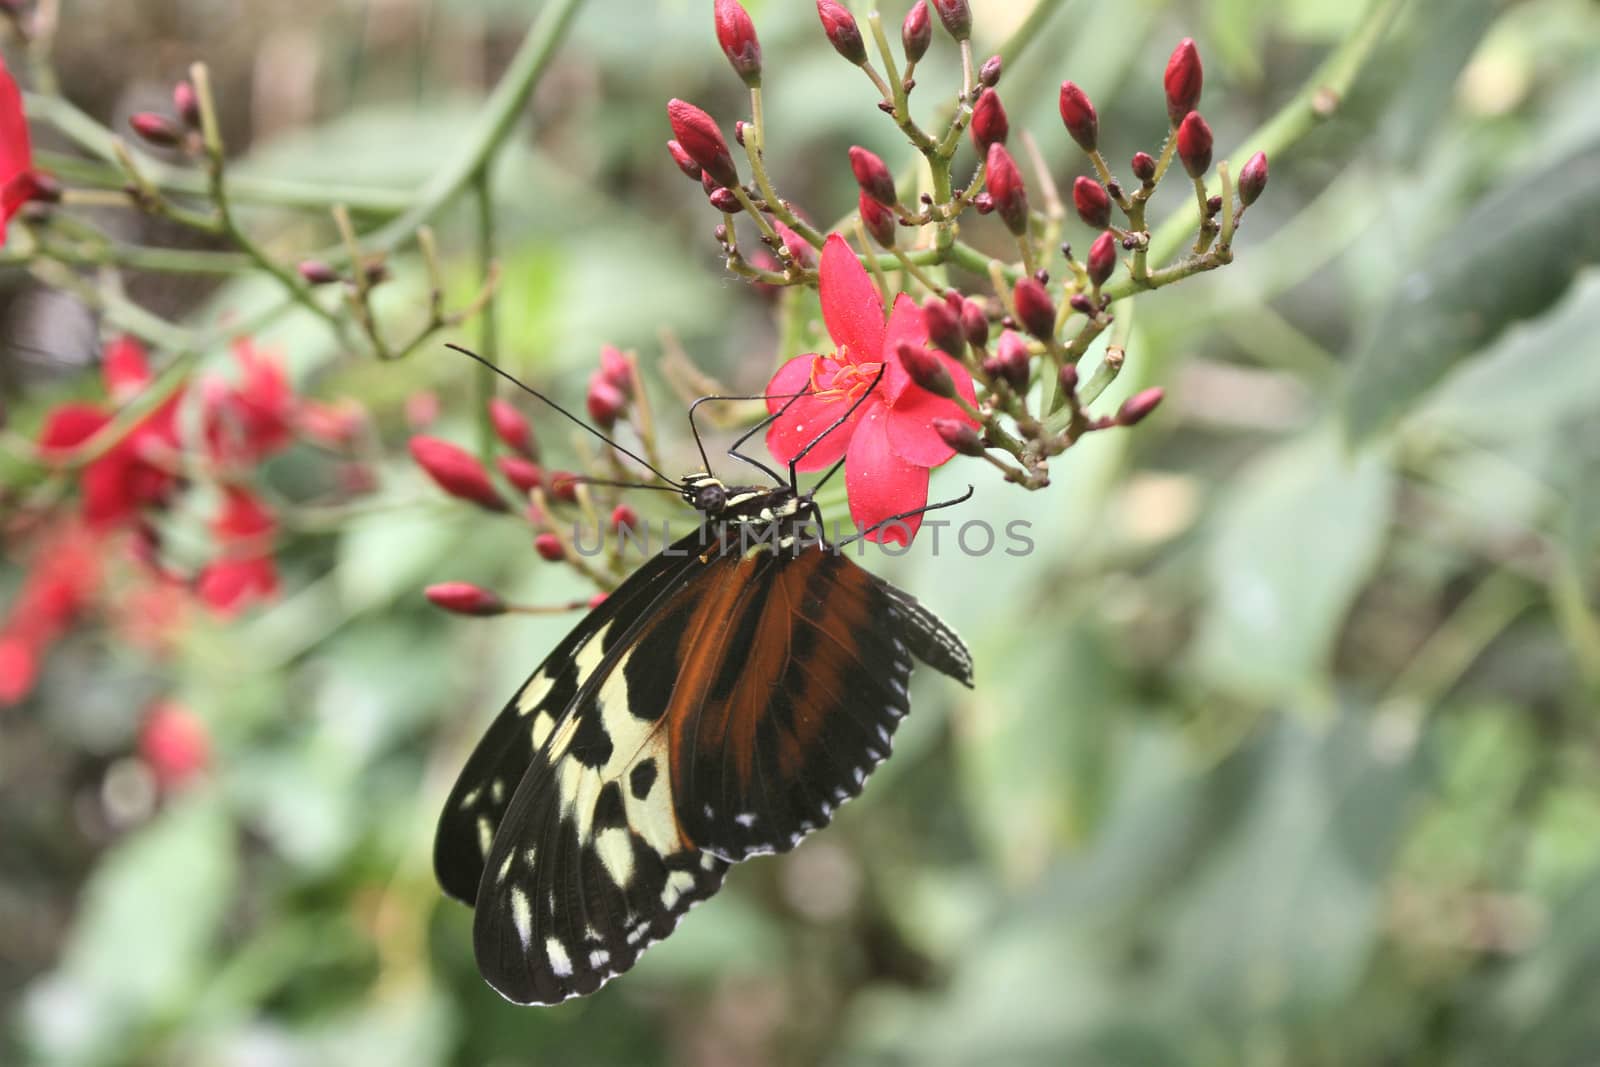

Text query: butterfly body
(435, 474), (972, 1004)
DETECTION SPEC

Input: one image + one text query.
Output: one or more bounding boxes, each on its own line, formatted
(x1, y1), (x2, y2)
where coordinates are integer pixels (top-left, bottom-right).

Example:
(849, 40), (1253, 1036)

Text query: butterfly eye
(695, 484), (727, 514)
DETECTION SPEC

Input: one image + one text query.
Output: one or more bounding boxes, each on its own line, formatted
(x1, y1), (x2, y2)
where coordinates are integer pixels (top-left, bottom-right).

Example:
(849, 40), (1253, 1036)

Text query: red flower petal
(844, 407), (930, 545)
(0, 54), (33, 243)
(885, 360), (978, 467)
(37, 402), (110, 452)
(0, 632), (38, 706)
(881, 293), (930, 403)
(102, 336), (151, 402)
(763, 354), (864, 470)
(818, 234), (884, 363)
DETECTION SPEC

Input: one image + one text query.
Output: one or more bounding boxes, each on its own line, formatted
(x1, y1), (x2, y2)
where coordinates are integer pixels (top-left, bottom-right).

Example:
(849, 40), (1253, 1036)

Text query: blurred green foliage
(4, 0), (1600, 1064)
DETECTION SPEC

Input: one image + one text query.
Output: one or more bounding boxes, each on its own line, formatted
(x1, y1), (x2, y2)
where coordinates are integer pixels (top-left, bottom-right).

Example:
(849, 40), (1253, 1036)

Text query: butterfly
(433, 348), (973, 1005)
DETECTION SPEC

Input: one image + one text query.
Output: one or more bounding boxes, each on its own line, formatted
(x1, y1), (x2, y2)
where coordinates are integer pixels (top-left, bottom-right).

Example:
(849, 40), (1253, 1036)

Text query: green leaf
(1192, 425), (1393, 702)
(1344, 139), (1600, 441)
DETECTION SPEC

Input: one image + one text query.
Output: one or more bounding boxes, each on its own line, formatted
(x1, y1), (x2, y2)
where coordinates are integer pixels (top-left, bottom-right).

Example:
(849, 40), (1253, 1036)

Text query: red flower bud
(172, 81), (200, 127)
(410, 436), (508, 512)
(587, 375), (628, 428)
(933, 417), (985, 457)
(1176, 111), (1213, 179)
(1058, 82), (1099, 153)
(961, 299), (989, 348)
(931, 0), (971, 41)
(714, 0), (763, 87)
(129, 112), (182, 147)
(610, 504), (640, 534)
(920, 295), (965, 358)
(667, 99), (739, 190)
(548, 471), (581, 504)
(588, 592), (609, 609)
(993, 330), (1031, 390)
(297, 259), (340, 285)
(1072, 176), (1111, 229)
(599, 345), (634, 395)
(1238, 151), (1268, 206)
(970, 88), (1008, 150)
(971, 192), (993, 214)
(138, 701), (209, 790)
(979, 55), (1002, 87)
(902, 2), (932, 64)
(1117, 387), (1165, 426)
(849, 145), (897, 207)
(1131, 151), (1157, 183)
(534, 532), (566, 562)
(897, 341), (955, 399)
(667, 140), (702, 181)
(1058, 363), (1079, 396)
(1013, 278), (1056, 340)
(985, 142), (1029, 236)
(1086, 231), (1117, 288)
(1163, 38), (1203, 125)
(708, 186), (740, 213)
(497, 455), (544, 494)
(426, 582), (507, 617)
(485, 397), (534, 457)
(1069, 292), (1094, 315)
(406, 391), (439, 431)
(816, 0), (868, 65)
(859, 191), (897, 248)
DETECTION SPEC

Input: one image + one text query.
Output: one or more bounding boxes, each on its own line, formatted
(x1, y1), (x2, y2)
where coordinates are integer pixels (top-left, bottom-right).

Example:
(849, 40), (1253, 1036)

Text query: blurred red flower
(138, 701), (210, 790)
(195, 487), (279, 616)
(203, 338), (296, 465)
(0, 53), (38, 246)
(764, 234), (977, 543)
(0, 520), (105, 706)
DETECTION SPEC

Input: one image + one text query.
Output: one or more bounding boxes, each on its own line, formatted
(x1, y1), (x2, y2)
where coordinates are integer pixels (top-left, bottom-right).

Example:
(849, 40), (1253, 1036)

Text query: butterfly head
(680, 472), (730, 516)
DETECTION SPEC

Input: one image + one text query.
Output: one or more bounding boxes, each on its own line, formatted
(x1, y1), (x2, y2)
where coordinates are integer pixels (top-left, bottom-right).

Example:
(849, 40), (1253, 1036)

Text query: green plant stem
(474, 169), (499, 463)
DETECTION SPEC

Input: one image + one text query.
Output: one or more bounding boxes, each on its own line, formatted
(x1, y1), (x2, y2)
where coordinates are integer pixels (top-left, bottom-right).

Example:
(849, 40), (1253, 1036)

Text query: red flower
(138, 701), (210, 790)
(195, 487), (279, 616)
(203, 338), (296, 465)
(764, 234), (977, 544)
(36, 337), (182, 529)
(0, 53), (39, 246)
(0, 520), (104, 706)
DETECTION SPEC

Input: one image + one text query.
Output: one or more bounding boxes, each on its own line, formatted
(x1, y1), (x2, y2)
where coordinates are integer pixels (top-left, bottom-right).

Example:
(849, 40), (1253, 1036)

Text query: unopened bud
(598, 345), (633, 395)
(1117, 387), (1164, 426)
(985, 142), (1029, 236)
(1068, 293), (1094, 315)
(1057, 81), (1099, 153)
(1164, 38), (1203, 125)
(667, 140), (702, 181)
(1072, 176), (1111, 229)
(129, 112), (182, 147)
(297, 259), (340, 286)
(426, 582), (506, 617)
(897, 341), (955, 398)
(816, 0), (868, 65)
(1176, 111), (1213, 179)
(409, 436), (509, 512)
(667, 99), (739, 189)
(534, 533), (566, 562)
(1131, 151), (1157, 183)
(859, 192), (896, 248)
(714, 0), (763, 87)
(1238, 151), (1269, 206)
(1086, 231), (1117, 288)
(931, 0), (971, 42)
(972, 192), (993, 214)
(961, 299), (989, 348)
(1012, 277), (1056, 341)
(489, 397), (536, 457)
(933, 417), (984, 457)
(548, 471), (580, 504)
(497, 456), (545, 494)
(978, 55), (1002, 88)
(849, 145), (897, 207)
(993, 330), (1031, 390)
(920, 296), (965, 359)
(708, 186), (740, 213)
(609, 504), (640, 533)
(172, 81), (201, 127)
(970, 88), (1008, 150)
(586, 375), (627, 428)
(902, 1), (932, 64)
(1058, 363), (1079, 397)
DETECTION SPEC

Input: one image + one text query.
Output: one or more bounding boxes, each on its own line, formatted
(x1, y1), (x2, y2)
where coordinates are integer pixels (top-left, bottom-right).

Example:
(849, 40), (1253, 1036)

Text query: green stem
(473, 169), (500, 463)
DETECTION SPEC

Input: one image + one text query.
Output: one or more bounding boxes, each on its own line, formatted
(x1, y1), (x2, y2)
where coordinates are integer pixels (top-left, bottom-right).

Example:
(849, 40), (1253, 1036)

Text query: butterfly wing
(666, 545), (973, 862)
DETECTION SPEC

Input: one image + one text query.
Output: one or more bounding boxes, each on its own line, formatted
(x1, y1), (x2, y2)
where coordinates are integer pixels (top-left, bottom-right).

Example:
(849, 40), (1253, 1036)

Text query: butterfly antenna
(563, 476), (681, 494)
(445, 343), (681, 489)
(837, 484), (976, 548)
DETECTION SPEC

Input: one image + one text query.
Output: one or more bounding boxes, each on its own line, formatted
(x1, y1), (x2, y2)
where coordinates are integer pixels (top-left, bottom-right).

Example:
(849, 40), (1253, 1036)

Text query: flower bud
(933, 417), (985, 457)
(610, 505), (640, 535)
(993, 330), (1030, 391)
(129, 112), (183, 147)
(1072, 176), (1111, 229)
(1176, 111), (1213, 179)
(961, 299), (989, 348)
(488, 397), (536, 457)
(931, 0), (971, 41)
(859, 192), (896, 248)
(1069, 292), (1094, 315)
(920, 296), (965, 359)
(1012, 278), (1056, 341)
(1131, 151), (1157, 183)
(497, 456), (545, 494)
(1086, 231), (1118, 288)
(971, 192), (993, 214)
(598, 345), (634, 395)
(667, 99), (739, 189)
(1163, 38), (1203, 125)
(138, 702), (209, 790)
(714, 0), (763, 87)
(979, 55), (1002, 87)
(534, 532), (566, 562)
(297, 259), (340, 285)
(1057, 82), (1099, 153)
(1058, 362), (1079, 397)
(902, 2), (932, 63)
(667, 140), (702, 181)
(548, 471), (581, 504)
(816, 0), (868, 65)
(848, 145), (897, 207)
(708, 186), (740, 213)
(587, 375), (628, 428)
(985, 142), (1029, 236)
(172, 81), (201, 127)
(1117, 387), (1164, 426)
(897, 341), (955, 399)
(409, 436), (508, 512)
(426, 582), (507, 617)
(970, 88), (1008, 150)
(1238, 151), (1269, 206)
(406, 391), (439, 430)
